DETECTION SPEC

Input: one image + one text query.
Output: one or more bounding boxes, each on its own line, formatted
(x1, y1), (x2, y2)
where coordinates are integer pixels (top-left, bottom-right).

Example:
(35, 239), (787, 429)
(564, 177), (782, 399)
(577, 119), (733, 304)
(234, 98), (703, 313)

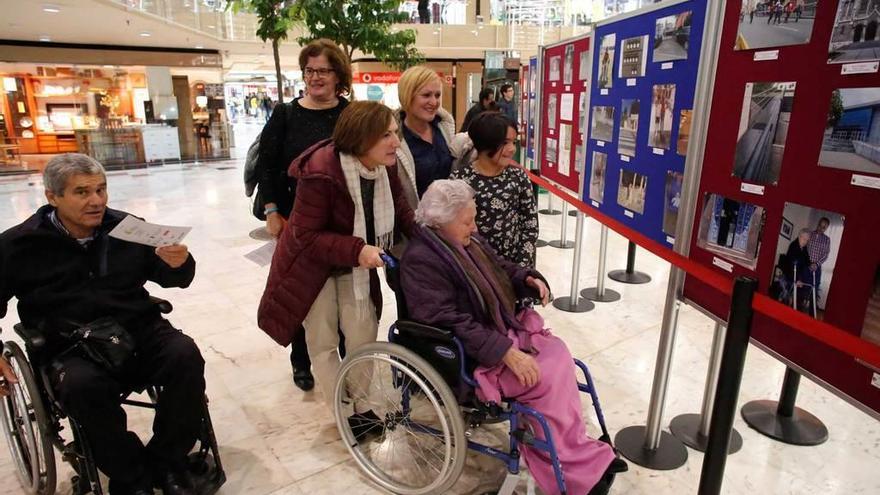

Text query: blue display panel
(581, 0), (707, 247)
(525, 56), (538, 170)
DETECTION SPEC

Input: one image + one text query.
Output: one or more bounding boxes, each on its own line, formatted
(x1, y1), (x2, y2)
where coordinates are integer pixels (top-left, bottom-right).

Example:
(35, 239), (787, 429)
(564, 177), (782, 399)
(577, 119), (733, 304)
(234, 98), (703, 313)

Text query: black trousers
(50, 318), (206, 489)
(289, 325), (346, 370)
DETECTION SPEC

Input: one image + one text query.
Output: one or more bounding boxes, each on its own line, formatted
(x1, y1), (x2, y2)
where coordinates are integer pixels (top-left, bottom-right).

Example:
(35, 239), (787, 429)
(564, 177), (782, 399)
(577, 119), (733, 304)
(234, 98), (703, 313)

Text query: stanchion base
(548, 240), (575, 249)
(740, 400), (828, 446)
(539, 208), (562, 216)
(552, 296), (595, 313)
(614, 426), (688, 471)
(249, 227), (274, 241)
(536, 239), (549, 248)
(608, 270), (652, 284)
(669, 413), (743, 454)
(580, 287), (622, 303)
(568, 209), (578, 217)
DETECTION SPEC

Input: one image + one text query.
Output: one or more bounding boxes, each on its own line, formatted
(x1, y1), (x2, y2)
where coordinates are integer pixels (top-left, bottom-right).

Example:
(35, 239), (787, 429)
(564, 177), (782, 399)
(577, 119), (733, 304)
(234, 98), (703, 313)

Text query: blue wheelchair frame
(387, 323), (611, 494)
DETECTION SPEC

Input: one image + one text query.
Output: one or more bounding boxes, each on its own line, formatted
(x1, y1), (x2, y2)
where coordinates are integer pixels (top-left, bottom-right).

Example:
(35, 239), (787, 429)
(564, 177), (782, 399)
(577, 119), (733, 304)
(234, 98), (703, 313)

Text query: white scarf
(339, 152), (395, 305)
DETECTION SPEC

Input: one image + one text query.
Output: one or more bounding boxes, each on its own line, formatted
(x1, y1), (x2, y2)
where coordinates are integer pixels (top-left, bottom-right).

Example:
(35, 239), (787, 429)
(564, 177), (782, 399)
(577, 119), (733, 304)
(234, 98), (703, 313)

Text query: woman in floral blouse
(451, 112), (538, 267)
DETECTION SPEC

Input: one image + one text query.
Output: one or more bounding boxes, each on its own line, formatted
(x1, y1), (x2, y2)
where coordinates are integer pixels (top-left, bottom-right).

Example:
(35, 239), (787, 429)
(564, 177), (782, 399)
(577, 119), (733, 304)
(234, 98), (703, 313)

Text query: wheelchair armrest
(149, 296), (173, 314)
(12, 323), (46, 350)
(394, 320), (454, 342)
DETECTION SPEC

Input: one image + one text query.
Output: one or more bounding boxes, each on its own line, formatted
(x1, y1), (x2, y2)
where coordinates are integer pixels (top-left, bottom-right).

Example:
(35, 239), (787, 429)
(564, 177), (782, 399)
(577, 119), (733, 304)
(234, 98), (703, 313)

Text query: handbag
(59, 317), (136, 375)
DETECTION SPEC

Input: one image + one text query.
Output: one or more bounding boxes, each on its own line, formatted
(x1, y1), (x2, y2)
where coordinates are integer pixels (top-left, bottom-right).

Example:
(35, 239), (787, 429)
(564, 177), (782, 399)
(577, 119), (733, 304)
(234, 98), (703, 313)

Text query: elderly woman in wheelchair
(335, 179), (624, 495)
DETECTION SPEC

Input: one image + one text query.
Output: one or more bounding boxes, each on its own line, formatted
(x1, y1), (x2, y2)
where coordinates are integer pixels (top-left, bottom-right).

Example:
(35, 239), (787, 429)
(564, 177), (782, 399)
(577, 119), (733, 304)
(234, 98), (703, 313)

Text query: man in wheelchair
(0, 154), (207, 495)
(400, 180), (625, 495)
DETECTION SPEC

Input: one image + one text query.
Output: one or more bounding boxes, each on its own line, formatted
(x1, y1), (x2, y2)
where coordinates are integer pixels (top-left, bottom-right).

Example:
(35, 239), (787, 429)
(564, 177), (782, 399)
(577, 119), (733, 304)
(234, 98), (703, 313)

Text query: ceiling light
(39, 35), (51, 42)
(42, 5), (60, 13)
(207, 25), (215, 29)
(139, 31), (151, 37)
(195, 45), (204, 49)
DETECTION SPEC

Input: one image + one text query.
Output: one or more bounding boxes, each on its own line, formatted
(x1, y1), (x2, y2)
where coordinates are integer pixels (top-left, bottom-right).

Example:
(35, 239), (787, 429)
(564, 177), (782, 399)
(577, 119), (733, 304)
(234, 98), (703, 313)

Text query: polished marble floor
(0, 151), (877, 494)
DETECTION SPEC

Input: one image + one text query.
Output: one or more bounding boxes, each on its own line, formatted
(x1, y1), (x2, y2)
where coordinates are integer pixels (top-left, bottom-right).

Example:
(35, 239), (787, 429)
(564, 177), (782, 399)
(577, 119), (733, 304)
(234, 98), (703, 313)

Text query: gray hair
(44, 153), (106, 196)
(415, 179), (475, 227)
(799, 228), (812, 236)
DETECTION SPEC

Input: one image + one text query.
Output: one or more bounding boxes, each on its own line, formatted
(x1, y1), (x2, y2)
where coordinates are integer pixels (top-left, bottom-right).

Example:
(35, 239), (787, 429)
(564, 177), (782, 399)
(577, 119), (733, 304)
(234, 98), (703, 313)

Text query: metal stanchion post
(539, 192), (562, 215)
(549, 202), (574, 249)
(669, 322), (744, 453)
(553, 212), (594, 313)
(740, 367), (828, 446)
(581, 225), (621, 302)
(698, 277), (758, 495)
(609, 241), (652, 284)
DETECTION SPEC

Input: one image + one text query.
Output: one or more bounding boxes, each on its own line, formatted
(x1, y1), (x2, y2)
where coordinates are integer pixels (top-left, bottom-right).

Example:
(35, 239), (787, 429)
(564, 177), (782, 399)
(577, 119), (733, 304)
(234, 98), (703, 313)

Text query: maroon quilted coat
(257, 139), (416, 346)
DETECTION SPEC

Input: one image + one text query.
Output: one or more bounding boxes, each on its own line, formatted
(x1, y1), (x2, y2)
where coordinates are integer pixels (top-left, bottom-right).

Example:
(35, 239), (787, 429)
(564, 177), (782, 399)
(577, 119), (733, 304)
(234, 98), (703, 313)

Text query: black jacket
(0, 205), (195, 351)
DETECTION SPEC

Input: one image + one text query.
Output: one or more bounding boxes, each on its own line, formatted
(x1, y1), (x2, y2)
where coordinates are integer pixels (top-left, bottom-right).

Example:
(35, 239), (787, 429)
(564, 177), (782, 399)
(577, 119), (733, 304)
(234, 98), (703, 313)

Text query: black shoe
(347, 410), (383, 440)
(155, 468), (194, 495)
(609, 456), (629, 473)
(293, 367), (315, 391)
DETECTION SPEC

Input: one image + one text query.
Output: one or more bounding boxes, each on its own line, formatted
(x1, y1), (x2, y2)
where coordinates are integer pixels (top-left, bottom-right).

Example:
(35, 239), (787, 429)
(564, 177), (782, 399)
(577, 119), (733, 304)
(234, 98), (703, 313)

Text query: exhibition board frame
(682, 0), (880, 417)
(524, 56), (539, 170)
(536, 33), (593, 199)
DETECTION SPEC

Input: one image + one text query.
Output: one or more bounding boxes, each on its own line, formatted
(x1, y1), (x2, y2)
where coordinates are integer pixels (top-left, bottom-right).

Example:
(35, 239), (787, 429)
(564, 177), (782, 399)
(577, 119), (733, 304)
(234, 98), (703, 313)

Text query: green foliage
(226, 0), (302, 43)
(296, 0), (424, 70)
(827, 89), (843, 129)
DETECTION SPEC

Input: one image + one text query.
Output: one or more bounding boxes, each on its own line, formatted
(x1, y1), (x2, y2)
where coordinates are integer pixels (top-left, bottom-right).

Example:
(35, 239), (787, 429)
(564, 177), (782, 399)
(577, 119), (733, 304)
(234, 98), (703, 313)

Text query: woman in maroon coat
(258, 101), (415, 430)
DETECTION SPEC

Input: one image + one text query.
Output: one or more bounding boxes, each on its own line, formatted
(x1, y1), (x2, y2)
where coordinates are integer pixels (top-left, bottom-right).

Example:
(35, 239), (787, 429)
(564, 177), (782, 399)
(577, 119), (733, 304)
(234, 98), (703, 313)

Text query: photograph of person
(618, 99), (640, 156)
(617, 170), (648, 214)
(828, 0), (880, 63)
(576, 144), (585, 173)
(591, 106), (615, 142)
(663, 171), (684, 236)
(546, 137), (558, 163)
(862, 266), (880, 346)
(589, 151), (607, 203)
(548, 94), (558, 129)
(579, 50), (590, 80)
(559, 124), (572, 175)
(550, 55), (561, 81)
(619, 35), (649, 78)
(598, 34), (616, 88)
(733, 81), (796, 184)
(735, 0), (816, 51)
(564, 44), (574, 85)
(696, 193), (765, 270)
(820, 87), (880, 174)
(768, 202), (844, 319)
(648, 84), (676, 149)
(677, 109), (692, 156)
(654, 10), (692, 62)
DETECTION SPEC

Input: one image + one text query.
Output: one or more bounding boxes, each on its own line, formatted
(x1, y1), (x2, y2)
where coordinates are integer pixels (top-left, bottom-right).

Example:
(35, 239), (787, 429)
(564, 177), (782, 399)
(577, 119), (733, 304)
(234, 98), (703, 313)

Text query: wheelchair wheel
(334, 343), (467, 495)
(0, 342), (56, 495)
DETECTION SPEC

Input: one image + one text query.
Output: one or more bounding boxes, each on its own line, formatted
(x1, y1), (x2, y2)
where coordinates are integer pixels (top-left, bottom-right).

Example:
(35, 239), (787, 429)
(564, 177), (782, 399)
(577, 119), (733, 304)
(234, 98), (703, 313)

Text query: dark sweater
(0, 205), (195, 352)
(256, 97), (349, 216)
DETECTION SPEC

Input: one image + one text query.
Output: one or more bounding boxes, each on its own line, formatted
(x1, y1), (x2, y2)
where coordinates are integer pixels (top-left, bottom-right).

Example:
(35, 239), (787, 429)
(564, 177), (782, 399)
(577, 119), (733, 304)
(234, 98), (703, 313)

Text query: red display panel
(539, 35), (591, 195)
(684, 1), (880, 414)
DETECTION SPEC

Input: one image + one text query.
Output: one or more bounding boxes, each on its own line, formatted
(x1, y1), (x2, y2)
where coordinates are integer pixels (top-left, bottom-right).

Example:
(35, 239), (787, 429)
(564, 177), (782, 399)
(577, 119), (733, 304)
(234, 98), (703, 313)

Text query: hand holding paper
(109, 215), (191, 248)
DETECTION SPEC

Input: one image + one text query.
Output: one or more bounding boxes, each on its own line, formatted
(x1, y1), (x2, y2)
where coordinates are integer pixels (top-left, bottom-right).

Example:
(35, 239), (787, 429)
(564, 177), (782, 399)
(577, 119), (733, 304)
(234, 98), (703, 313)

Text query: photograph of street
(696, 193), (765, 269)
(564, 44), (574, 84)
(619, 35), (649, 78)
(820, 87), (880, 174)
(618, 99), (640, 156)
(589, 151), (607, 203)
(591, 105), (615, 142)
(735, 0), (817, 51)
(828, 0), (880, 63)
(677, 109), (692, 156)
(654, 10), (692, 62)
(617, 169), (648, 214)
(599, 34), (616, 88)
(648, 84), (676, 149)
(663, 171), (684, 236)
(548, 94), (558, 129)
(769, 202), (845, 318)
(733, 81), (796, 184)
(550, 56), (561, 81)
(546, 137), (558, 163)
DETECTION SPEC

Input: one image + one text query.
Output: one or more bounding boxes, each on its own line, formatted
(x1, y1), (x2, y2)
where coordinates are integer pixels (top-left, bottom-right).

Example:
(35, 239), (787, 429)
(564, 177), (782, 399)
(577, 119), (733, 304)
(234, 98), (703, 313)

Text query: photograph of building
(820, 87), (880, 173)
(733, 81), (796, 184)
(828, 0), (880, 63)
(617, 169), (648, 214)
(654, 10), (692, 62)
(619, 35), (648, 78)
(591, 105), (615, 142)
(618, 98), (639, 156)
(696, 193), (766, 269)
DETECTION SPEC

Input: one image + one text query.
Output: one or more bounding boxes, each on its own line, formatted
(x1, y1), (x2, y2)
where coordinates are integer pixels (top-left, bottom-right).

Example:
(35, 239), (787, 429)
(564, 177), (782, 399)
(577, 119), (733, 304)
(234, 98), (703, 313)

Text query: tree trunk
(273, 37), (284, 103)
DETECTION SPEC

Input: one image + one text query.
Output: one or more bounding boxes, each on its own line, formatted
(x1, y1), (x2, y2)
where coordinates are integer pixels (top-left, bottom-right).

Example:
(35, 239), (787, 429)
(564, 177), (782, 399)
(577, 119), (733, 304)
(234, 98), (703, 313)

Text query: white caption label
(661, 62), (673, 70)
(565, 85), (571, 91)
(652, 148), (665, 155)
(842, 61), (880, 75)
(712, 257), (734, 272)
(626, 78), (636, 86)
(753, 50), (779, 61)
(552, 82), (557, 87)
(600, 89), (609, 95)
(597, 140), (605, 147)
(624, 210), (634, 218)
(740, 182), (765, 195)
(591, 200), (600, 208)
(872, 373), (880, 390)
(621, 155), (631, 162)
(666, 235), (675, 245)
(852, 173), (880, 190)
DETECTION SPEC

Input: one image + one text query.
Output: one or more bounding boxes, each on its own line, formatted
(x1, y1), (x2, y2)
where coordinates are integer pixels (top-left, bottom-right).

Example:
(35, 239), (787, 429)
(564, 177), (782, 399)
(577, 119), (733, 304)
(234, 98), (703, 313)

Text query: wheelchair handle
(380, 253), (398, 269)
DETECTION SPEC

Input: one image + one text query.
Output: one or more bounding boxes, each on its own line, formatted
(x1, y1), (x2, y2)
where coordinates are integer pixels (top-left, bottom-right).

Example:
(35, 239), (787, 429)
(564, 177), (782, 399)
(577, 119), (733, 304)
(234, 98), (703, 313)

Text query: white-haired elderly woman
(400, 179), (623, 495)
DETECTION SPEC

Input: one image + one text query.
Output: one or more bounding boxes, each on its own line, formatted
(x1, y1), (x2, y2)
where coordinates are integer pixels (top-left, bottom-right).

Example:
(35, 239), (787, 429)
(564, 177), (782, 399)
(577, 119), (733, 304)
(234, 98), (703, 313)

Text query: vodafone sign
(353, 72), (401, 84)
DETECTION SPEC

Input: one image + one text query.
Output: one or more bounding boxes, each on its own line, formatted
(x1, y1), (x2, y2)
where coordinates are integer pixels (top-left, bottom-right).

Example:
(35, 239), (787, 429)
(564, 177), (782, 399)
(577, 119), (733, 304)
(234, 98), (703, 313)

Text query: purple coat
(400, 228), (547, 367)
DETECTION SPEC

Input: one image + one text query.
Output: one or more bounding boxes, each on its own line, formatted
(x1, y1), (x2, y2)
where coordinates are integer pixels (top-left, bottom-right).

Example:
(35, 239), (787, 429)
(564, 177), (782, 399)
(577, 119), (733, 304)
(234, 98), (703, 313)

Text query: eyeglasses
(304, 67), (335, 78)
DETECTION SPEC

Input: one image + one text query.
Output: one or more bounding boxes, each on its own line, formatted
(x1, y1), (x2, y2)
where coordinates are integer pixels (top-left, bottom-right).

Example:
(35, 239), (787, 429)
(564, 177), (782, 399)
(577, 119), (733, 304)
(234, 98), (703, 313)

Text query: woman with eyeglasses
(254, 38), (351, 392)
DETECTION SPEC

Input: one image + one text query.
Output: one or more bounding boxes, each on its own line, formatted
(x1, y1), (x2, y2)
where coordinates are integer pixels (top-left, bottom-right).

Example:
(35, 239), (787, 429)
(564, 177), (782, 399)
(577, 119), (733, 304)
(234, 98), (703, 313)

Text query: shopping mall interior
(0, 1), (878, 495)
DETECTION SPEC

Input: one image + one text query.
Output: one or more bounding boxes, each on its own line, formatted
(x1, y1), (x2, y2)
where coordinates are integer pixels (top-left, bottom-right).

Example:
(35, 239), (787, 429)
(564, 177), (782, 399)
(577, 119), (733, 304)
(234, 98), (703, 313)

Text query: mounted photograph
(589, 151), (607, 203)
(618, 99), (640, 156)
(663, 171), (684, 236)
(579, 50), (590, 80)
(648, 84), (676, 149)
(696, 193), (766, 270)
(677, 109), (692, 156)
(617, 169), (648, 214)
(550, 55), (561, 81)
(828, 0), (880, 63)
(598, 33), (617, 88)
(820, 87), (880, 174)
(564, 44), (574, 85)
(548, 94), (558, 130)
(733, 81), (796, 184)
(654, 10), (692, 62)
(590, 105), (615, 142)
(546, 137), (558, 163)
(735, 0), (817, 51)
(619, 35), (649, 78)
